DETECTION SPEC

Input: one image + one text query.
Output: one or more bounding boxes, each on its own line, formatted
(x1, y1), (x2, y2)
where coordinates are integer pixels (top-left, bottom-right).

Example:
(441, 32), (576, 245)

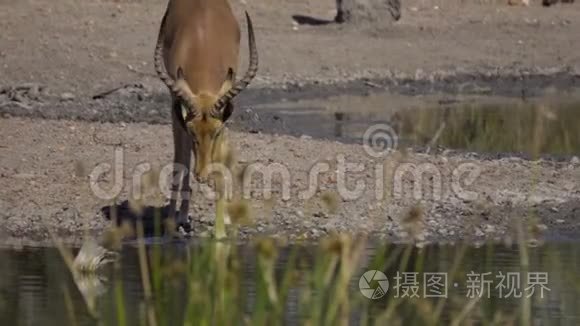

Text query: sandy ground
(0, 0), (579, 96)
(1, 0), (580, 245)
(0, 117), (579, 245)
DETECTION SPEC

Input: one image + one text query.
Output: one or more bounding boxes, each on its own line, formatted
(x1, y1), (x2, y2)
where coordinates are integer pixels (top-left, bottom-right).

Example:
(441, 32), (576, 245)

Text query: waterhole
(0, 240), (578, 325)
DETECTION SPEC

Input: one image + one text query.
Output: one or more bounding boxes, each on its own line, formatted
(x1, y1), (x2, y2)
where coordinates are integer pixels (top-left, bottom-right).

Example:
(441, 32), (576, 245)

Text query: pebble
(484, 224), (495, 233)
(313, 211), (327, 218)
(310, 229), (321, 238)
(536, 224), (548, 231)
(13, 173), (35, 179)
(60, 92), (75, 101)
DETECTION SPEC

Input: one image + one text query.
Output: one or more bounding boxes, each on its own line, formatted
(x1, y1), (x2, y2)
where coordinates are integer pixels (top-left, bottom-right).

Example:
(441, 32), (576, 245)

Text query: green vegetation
(44, 226), (579, 326)
(399, 102), (580, 157)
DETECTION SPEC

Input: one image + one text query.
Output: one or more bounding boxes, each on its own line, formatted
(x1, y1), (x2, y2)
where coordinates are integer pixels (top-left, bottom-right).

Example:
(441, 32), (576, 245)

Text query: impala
(154, 0), (258, 230)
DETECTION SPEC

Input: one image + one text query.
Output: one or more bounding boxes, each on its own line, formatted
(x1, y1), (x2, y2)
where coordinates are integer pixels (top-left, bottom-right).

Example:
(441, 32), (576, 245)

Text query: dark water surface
(0, 240), (579, 325)
(256, 99), (580, 159)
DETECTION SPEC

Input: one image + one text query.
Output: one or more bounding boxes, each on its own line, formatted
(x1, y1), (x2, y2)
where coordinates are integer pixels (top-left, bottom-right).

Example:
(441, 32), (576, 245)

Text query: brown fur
(157, 0), (245, 180)
(161, 0), (240, 97)
(154, 0), (258, 225)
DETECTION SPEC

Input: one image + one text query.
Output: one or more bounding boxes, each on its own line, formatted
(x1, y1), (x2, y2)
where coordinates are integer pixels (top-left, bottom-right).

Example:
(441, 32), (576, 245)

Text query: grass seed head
(101, 221), (134, 251)
(255, 237), (277, 260)
(402, 204), (424, 226)
(128, 197), (144, 216)
(227, 199), (253, 225)
(223, 145), (236, 170)
(320, 191), (340, 214)
(321, 233), (348, 255)
(142, 166), (161, 191)
(402, 204), (424, 239)
(236, 163), (250, 185)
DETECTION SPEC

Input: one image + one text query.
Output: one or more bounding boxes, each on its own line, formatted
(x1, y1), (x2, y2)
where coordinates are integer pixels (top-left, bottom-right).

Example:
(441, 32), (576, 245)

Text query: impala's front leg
(169, 99), (193, 232)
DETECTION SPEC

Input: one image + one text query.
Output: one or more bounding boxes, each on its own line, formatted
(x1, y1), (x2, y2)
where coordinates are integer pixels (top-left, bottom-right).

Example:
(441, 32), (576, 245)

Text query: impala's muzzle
(191, 124), (227, 184)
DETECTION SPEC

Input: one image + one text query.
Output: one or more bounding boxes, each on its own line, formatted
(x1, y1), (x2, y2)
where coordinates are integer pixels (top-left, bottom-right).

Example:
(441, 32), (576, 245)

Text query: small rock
(484, 224), (495, 233)
(556, 219), (565, 224)
(313, 211), (327, 218)
(475, 228), (484, 237)
(536, 224), (548, 231)
(13, 173), (35, 179)
(60, 92), (75, 101)
(571, 156), (579, 165)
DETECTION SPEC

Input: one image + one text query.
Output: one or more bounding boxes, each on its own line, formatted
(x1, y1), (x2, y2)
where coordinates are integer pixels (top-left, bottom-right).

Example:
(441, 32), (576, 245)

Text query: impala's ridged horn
(154, 28), (199, 120)
(210, 11), (258, 119)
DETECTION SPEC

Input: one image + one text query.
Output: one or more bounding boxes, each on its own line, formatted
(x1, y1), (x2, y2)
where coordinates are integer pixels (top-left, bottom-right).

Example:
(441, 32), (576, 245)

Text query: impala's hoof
(177, 225), (193, 237)
(176, 216), (193, 237)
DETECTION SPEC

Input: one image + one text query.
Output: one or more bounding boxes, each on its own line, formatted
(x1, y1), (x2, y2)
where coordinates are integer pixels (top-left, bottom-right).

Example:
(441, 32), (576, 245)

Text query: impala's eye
(222, 101), (234, 122)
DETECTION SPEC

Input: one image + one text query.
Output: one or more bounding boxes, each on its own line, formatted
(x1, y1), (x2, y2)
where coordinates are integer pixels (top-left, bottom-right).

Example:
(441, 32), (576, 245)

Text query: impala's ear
(172, 100), (188, 131)
(177, 67), (185, 80)
(226, 68), (235, 81)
